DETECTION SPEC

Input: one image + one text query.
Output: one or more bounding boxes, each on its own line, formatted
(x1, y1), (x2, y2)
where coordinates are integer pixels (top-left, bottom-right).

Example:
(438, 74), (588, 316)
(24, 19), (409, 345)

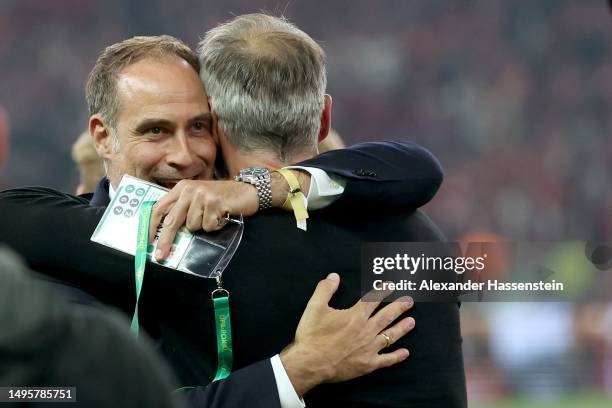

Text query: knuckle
(207, 196), (221, 208)
(151, 208), (164, 221)
(182, 183), (197, 195)
(365, 358), (380, 372)
(382, 311), (396, 325)
(160, 237), (174, 248)
(158, 235), (170, 247)
(381, 358), (394, 368)
(202, 220), (216, 232)
(390, 304), (406, 318)
(185, 219), (198, 232)
(388, 327), (409, 344)
(316, 279), (330, 291)
(163, 216), (176, 227)
(202, 195), (213, 207)
(382, 356), (396, 368)
(194, 188), (207, 200)
(394, 323), (408, 337)
(360, 304), (372, 319)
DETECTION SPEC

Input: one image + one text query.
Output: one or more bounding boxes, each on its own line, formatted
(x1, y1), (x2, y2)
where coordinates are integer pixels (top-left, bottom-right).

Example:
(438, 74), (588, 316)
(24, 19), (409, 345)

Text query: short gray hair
(198, 14), (327, 162)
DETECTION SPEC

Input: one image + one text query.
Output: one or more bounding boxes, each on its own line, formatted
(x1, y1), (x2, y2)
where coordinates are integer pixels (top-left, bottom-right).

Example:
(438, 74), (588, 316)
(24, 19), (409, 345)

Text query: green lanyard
(130, 201), (234, 382)
(130, 200), (155, 336)
(211, 276), (233, 381)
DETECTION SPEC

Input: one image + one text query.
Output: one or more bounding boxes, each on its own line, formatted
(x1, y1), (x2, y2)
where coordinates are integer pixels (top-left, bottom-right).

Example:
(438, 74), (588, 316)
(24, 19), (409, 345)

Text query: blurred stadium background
(1, 1), (611, 406)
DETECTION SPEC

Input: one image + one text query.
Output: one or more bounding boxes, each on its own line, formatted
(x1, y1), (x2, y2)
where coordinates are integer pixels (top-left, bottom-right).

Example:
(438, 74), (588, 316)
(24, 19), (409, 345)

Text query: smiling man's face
(100, 55), (217, 189)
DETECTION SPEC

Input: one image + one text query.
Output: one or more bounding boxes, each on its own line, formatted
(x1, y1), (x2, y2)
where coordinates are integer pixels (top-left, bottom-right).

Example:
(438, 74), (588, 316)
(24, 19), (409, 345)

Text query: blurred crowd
(1, 0), (611, 404)
(1, 0), (610, 241)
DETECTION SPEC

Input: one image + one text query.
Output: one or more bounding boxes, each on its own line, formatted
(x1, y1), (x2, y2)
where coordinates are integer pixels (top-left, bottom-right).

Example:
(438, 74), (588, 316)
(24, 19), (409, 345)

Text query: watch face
(241, 167), (268, 180)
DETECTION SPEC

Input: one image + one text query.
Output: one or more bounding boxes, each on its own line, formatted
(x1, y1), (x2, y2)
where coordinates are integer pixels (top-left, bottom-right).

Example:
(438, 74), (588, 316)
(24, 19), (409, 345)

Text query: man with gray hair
(150, 13), (466, 408)
(0, 18), (451, 408)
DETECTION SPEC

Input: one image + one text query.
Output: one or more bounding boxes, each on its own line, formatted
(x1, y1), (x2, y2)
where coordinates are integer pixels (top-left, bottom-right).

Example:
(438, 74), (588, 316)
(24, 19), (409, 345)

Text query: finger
(185, 205), (204, 232)
(149, 185), (183, 243)
(376, 317), (415, 351)
(374, 348), (410, 369)
(205, 211), (230, 231)
(201, 206), (225, 232)
(155, 196), (191, 260)
(355, 286), (394, 318)
(149, 191), (178, 243)
(306, 273), (340, 311)
(369, 296), (413, 333)
(200, 194), (229, 231)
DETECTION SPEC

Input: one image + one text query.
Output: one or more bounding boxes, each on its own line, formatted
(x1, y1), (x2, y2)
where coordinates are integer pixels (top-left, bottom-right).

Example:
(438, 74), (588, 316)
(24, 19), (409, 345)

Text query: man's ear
(318, 94), (332, 143)
(89, 114), (114, 160)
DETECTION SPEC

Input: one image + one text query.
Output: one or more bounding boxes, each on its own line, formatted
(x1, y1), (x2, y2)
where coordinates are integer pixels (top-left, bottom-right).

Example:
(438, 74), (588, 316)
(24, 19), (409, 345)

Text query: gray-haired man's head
(198, 13), (330, 163)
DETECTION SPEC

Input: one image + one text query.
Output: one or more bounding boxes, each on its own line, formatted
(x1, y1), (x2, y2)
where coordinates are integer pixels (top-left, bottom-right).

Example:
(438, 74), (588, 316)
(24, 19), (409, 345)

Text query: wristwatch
(234, 167), (273, 210)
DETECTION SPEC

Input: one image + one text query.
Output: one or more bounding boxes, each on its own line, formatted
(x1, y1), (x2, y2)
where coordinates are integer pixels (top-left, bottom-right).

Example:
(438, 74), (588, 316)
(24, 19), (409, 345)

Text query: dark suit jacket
(0, 246), (180, 408)
(0, 141), (465, 407)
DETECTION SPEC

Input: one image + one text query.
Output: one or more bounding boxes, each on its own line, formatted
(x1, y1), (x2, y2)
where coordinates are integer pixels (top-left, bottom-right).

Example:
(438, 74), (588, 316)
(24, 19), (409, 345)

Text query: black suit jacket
(0, 141), (465, 407)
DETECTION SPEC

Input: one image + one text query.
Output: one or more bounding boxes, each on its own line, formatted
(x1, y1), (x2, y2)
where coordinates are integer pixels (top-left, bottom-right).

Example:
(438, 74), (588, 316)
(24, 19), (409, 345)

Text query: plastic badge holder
(91, 174), (243, 279)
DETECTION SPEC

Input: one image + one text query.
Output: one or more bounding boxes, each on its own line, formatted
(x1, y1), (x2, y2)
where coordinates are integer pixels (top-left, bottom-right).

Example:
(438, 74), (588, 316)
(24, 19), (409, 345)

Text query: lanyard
(211, 275), (233, 381)
(130, 201), (234, 382)
(130, 200), (155, 336)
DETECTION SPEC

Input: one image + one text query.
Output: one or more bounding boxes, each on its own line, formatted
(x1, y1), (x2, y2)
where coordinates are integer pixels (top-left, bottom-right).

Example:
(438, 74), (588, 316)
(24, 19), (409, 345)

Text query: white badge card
(91, 175), (243, 278)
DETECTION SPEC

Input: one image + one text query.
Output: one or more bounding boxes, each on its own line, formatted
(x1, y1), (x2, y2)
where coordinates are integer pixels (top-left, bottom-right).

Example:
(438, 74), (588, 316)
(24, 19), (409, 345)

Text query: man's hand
(149, 170), (312, 261)
(280, 273), (415, 396)
(149, 179), (259, 260)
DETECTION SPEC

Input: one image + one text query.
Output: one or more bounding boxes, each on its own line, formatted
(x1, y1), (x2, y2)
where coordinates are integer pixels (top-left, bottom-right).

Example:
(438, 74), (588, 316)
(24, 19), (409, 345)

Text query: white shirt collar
(109, 182), (116, 200)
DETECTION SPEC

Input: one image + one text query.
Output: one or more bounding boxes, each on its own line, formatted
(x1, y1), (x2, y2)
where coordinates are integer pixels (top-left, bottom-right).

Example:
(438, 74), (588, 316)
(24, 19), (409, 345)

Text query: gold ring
(380, 332), (391, 348)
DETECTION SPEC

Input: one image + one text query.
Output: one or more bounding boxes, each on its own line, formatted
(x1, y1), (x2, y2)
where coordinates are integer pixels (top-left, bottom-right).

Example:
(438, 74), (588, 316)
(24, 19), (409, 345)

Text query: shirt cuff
(270, 354), (306, 408)
(283, 166), (346, 210)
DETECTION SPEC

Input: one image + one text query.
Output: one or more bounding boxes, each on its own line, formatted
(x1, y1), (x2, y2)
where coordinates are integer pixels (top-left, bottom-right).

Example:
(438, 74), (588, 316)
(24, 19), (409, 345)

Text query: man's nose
(166, 135), (196, 169)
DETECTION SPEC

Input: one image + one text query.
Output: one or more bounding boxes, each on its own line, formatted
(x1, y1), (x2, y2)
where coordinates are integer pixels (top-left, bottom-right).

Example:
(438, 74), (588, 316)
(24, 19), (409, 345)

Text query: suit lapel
(90, 177), (111, 207)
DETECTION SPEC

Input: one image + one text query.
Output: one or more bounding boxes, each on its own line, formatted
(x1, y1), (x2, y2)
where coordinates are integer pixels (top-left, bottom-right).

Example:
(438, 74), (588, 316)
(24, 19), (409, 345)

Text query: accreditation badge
(90, 175), (243, 279)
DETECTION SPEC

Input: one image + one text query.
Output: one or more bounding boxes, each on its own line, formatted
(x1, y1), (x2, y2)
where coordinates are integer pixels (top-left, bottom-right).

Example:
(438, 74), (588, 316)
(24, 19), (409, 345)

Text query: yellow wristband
(277, 169), (309, 222)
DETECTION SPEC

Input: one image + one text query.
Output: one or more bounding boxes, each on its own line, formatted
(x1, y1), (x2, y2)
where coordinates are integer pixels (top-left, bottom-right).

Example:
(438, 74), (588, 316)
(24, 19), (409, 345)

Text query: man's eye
(192, 122), (205, 131)
(150, 127), (162, 134)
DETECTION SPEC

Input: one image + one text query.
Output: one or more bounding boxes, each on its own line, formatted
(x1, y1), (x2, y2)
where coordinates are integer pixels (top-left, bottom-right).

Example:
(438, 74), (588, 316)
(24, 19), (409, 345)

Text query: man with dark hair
(0, 17), (459, 408)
